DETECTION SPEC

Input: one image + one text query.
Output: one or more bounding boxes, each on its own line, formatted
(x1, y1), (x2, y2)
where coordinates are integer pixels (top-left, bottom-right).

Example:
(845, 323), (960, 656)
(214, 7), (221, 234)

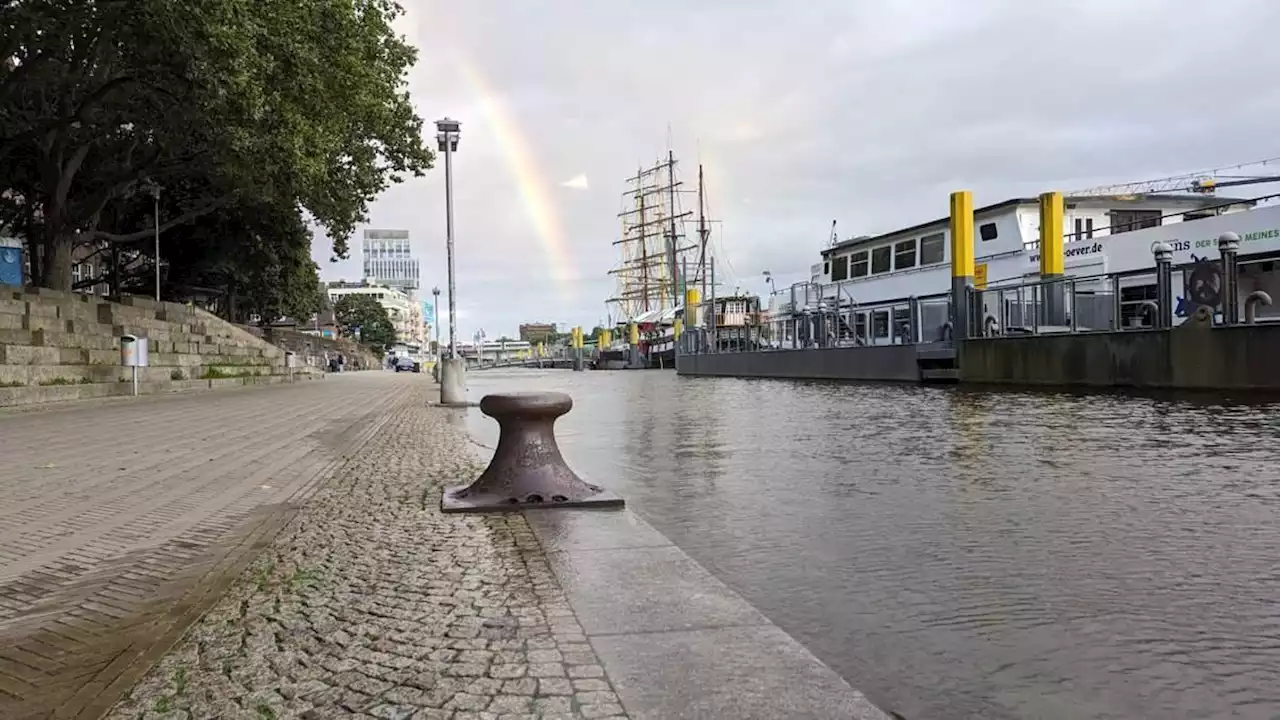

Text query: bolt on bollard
(441, 392), (624, 513)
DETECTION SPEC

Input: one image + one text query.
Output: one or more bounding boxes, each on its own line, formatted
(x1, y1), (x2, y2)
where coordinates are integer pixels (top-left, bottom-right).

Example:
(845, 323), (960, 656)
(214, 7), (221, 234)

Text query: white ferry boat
(775, 194), (1280, 345)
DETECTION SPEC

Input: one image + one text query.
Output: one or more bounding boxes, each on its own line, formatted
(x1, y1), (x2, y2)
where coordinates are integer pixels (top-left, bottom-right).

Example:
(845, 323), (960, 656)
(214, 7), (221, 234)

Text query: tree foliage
(333, 293), (396, 348)
(1, 0), (433, 293)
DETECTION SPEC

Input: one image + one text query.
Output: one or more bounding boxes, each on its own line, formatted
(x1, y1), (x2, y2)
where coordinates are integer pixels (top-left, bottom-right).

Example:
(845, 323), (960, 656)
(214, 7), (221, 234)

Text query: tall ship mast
(607, 149), (716, 322)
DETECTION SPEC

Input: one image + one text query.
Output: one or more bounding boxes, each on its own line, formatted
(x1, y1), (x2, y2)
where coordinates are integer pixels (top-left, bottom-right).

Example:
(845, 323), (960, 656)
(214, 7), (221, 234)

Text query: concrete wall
(959, 322), (1280, 389)
(254, 327), (379, 370)
(676, 345), (921, 381)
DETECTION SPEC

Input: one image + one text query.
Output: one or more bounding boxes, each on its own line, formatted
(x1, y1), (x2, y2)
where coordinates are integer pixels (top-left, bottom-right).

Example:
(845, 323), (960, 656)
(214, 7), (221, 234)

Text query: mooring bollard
(441, 392), (624, 513)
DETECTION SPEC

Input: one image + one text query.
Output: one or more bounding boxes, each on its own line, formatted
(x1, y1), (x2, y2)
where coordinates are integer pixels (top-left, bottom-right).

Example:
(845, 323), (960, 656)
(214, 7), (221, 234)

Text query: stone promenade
(0, 374), (410, 718)
(2, 371), (891, 720)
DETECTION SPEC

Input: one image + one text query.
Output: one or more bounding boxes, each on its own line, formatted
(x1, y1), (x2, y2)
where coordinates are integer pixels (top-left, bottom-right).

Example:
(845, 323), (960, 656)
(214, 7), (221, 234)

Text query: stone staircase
(0, 286), (323, 407)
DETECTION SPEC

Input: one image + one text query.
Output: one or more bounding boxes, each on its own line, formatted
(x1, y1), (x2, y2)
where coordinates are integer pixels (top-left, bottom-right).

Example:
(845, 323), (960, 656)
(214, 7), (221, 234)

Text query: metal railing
(679, 285), (953, 355)
(966, 239), (1280, 338)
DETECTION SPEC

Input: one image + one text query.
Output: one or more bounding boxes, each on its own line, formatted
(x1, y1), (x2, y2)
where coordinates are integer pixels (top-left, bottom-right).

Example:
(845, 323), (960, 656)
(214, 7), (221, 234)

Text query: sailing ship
(604, 149), (718, 368)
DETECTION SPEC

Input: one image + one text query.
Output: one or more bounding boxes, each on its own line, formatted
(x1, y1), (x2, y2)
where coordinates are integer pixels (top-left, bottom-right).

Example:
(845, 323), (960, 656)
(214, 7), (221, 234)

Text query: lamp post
(437, 118), (460, 358)
(435, 118), (466, 404)
(431, 286), (441, 357)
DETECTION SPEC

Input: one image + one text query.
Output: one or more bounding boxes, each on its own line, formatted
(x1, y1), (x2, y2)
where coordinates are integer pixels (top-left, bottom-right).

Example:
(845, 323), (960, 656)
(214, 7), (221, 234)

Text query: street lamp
(431, 286), (441, 357)
(435, 117), (465, 405)
(436, 118), (460, 359)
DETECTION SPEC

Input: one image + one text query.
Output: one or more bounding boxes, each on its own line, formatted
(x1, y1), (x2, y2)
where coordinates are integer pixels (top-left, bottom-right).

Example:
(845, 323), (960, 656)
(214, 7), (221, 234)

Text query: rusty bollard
(441, 392), (624, 513)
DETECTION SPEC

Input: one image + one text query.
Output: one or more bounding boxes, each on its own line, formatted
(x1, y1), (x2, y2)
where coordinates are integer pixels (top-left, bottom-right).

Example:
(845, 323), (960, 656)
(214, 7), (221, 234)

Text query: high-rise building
(362, 229), (419, 291)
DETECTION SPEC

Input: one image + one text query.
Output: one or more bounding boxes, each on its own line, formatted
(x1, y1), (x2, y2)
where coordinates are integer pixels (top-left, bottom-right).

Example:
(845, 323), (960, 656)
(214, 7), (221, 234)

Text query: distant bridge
(468, 357), (579, 371)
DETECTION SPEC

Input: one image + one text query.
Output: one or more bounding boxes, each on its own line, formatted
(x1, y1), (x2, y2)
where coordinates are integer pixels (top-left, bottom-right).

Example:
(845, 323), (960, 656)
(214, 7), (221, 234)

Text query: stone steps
(0, 286), (318, 406)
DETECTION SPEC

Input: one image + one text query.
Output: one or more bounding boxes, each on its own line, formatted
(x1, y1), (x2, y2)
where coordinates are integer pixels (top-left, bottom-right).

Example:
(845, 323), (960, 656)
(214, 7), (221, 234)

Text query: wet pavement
(465, 368), (1280, 720)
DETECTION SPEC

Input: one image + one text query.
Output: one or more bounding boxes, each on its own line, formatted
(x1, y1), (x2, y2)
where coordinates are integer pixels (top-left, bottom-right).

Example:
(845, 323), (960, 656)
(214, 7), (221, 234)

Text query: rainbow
(452, 60), (577, 286)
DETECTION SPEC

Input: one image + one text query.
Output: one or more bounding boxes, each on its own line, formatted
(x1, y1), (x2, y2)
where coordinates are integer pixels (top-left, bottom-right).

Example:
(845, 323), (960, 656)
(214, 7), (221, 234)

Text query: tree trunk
(39, 227), (75, 292)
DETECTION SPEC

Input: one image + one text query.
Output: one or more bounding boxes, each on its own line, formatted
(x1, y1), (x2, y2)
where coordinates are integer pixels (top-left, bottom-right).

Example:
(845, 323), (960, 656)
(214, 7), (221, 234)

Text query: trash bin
(120, 334), (148, 395)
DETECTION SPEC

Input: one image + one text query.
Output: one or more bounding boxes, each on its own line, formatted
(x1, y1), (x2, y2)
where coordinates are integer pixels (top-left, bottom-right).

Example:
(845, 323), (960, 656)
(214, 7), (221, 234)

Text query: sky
(310, 0), (1280, 341)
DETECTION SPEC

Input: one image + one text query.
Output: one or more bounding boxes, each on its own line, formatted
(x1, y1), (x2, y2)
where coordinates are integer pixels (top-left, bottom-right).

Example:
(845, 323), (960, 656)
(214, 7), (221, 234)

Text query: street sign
(974, 263), (989, 290)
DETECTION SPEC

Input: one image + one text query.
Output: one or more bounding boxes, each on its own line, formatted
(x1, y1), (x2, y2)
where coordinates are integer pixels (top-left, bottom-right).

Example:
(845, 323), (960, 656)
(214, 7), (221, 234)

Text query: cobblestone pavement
(0, 373), (409, 719)
(106, 381), (630, 719)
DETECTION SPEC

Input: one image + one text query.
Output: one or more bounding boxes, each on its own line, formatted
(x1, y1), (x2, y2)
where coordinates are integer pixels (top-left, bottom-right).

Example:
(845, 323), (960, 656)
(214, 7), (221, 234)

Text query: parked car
(394, 356), (421, 373)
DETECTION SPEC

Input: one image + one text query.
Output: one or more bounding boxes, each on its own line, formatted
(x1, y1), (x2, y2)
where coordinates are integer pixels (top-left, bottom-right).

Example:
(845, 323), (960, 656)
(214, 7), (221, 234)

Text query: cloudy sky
(310, 0), (1280, 340)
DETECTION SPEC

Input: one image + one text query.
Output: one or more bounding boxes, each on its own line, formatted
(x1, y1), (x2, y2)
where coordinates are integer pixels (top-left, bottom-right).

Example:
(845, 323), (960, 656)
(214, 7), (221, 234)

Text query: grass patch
(170, 368), (186, 380)
(254, 702), (277, 719)
(153, 695), (172, 713)
(0, 380), (24, 388)
(201, 366), (264, 379)
(253, 560), (276, 591)
(288, 567), (323, 591)
(38, 377), (94, 386)
(172, 666), (188, 695)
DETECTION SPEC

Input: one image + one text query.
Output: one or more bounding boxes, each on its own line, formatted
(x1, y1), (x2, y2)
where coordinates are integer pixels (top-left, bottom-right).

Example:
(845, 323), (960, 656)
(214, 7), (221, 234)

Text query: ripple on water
(465, 370), (1280, 720)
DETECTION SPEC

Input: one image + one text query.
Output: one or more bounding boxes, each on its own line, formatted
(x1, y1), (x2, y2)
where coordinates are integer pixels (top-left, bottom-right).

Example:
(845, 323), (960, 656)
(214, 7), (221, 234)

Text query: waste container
(120, 334), (149, 395)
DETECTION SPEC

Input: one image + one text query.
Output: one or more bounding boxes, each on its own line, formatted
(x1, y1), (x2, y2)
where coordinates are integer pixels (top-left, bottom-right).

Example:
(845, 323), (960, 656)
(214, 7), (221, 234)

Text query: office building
(362, 229), (419, 291)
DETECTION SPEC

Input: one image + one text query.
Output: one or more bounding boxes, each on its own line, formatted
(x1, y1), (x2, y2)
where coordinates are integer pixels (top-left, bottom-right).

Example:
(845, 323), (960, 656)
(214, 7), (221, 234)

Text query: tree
(155, 195), (324, 324)
(1, 0), (432, 290)
(333, 294), (395, 348)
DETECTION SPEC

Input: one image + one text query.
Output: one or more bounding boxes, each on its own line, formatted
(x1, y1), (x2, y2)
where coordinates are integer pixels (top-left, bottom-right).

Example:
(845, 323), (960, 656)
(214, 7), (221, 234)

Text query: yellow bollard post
(685, 288), (702, 327)
(1039, 191), (1066, 326)
(950, 190), (975, 340)
(628, 322), (639, 346)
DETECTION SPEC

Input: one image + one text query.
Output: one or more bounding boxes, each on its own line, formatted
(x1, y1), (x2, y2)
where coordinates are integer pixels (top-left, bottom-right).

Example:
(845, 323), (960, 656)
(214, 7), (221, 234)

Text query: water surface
(463, 369), (1280, 720)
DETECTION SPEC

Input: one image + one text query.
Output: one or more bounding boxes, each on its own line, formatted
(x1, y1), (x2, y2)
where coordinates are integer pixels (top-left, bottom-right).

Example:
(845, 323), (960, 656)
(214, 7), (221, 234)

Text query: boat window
(919, 233), (945, 265)
(872, 310), (889, 338)
(893, 239), (917, 270)
(1111, 209), (1162, 234)
(871, 246), (891, 274)
(854, 312), (868, 341)
(1120, 284), (1158, 327)
(893, 308), (911, 342)
(831, 255), (849, 281)
(979, 222), (998, 241)
(851, 250), (869, 277)
(823, 261), (830, 276)
(1073, 217), (1095, 241)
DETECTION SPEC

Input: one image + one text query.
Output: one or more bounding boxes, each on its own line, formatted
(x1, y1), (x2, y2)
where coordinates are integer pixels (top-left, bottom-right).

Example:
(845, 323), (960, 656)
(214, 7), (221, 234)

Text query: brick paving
(0, 373), (410, 719)
(102, 376), (627, 720)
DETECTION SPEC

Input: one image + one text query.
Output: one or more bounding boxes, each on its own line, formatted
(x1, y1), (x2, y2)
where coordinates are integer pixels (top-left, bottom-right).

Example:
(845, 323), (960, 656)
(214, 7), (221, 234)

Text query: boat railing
(688, 287), (953, 354)
(968, 247), (1280, 338)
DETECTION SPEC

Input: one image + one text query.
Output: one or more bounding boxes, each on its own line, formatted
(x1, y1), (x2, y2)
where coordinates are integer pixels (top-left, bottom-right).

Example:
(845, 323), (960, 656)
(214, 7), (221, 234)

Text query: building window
(872, 309), (889, 338)
(920, 232), (945, 265)
(871, 246), (891, 274)
(1073, 217), (1095, 241)
(979, 222), (998, 241)
(893, 239), (917, 270)
(1111, 209), (1162, 234)
(851, 250), (869, 277)
(830, 255), (849, 281)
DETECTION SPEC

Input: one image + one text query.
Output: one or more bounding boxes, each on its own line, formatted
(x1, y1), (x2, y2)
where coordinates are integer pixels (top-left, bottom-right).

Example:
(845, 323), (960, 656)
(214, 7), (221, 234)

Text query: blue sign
(0, 246), (22, 287)
(421, 301), (435, 325)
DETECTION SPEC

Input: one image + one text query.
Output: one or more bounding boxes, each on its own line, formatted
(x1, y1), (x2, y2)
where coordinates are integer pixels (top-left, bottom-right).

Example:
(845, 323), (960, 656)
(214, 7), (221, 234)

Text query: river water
(462, 369), (1280, 720)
